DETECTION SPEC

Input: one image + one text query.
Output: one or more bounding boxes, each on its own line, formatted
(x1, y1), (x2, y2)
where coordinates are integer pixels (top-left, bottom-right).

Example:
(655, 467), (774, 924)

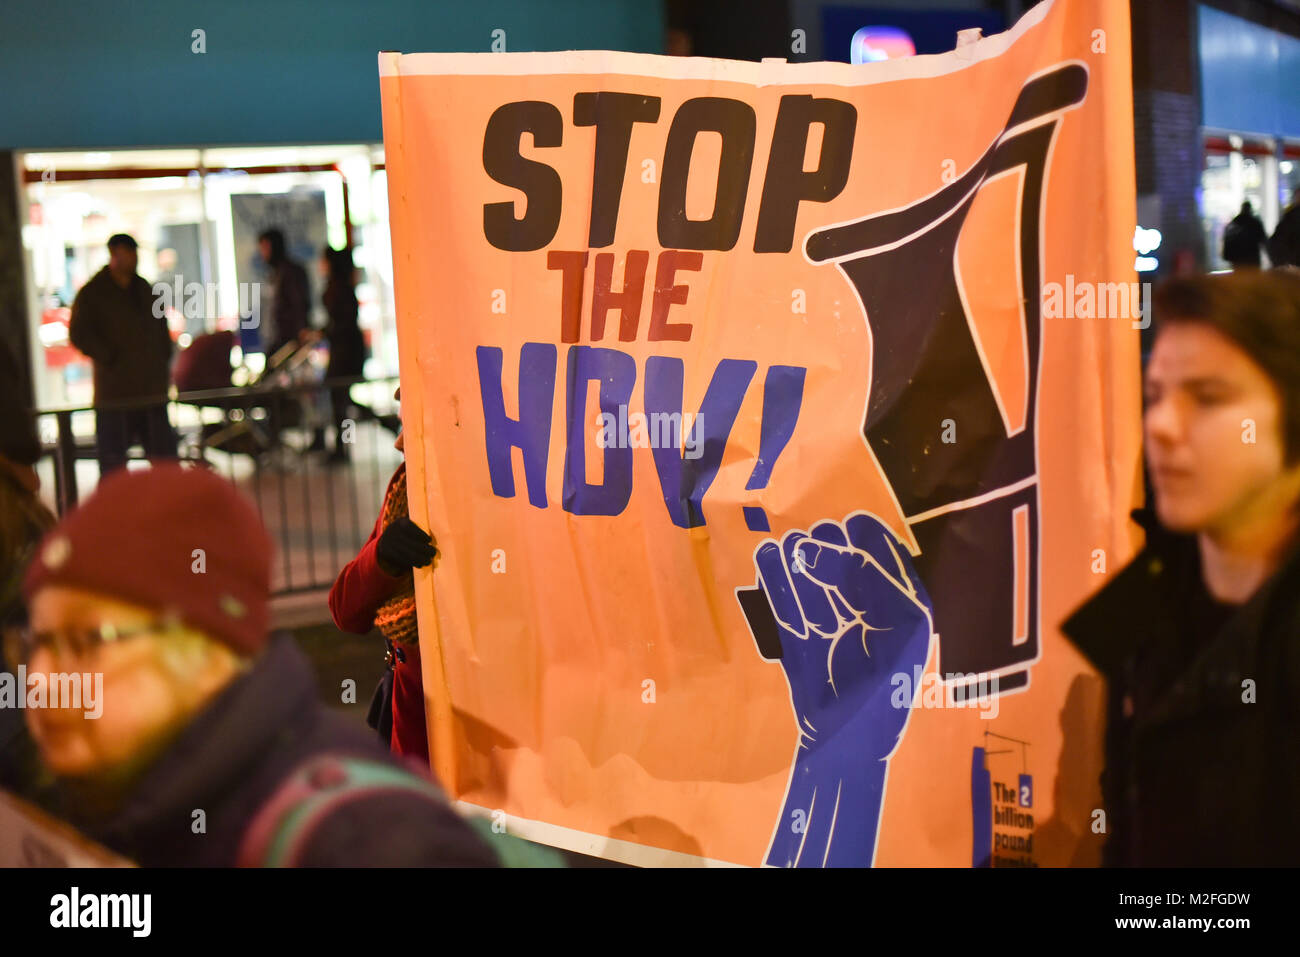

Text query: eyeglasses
(2, 616), (183, 668)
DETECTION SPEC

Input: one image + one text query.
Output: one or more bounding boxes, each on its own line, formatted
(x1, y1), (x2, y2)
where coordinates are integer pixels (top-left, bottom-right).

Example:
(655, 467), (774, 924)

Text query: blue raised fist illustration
(738, 511), (935, 867)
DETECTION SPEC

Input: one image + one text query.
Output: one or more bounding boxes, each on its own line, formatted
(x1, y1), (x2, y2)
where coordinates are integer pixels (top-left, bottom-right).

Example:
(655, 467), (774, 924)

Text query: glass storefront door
(1200, 135), (1274, 271)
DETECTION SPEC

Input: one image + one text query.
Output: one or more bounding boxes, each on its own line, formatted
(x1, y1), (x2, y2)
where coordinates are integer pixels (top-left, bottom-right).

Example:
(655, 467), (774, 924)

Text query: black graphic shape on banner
(740, 63), (1087, 698)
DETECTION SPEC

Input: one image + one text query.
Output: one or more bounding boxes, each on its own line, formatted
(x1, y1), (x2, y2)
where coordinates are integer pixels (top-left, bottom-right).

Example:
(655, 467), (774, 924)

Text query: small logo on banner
(971, 734), (1037, 867)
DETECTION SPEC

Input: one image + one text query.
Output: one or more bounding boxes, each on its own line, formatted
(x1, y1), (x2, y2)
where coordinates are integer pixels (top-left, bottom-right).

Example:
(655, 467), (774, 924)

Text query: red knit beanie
(23, 463), (273, 656)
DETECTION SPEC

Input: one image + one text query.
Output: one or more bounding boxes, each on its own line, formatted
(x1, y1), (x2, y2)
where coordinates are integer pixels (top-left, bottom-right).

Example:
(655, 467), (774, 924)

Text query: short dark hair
(1153, 268), (1300, 463)
(322, 245), (354, 282)
(257, 228), (286, 264)
(106, 233), (137, 251)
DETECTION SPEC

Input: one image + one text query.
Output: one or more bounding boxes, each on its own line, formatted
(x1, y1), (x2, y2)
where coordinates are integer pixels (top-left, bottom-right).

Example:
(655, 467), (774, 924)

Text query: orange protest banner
(379, 0), (1141, 866)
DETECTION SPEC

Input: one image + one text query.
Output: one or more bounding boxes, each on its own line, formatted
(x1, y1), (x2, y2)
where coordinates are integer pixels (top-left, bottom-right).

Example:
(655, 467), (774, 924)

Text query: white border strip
(905, 474), (1038, 526)
(379, 0), (1052, 87)
(456, 801), (747, 868)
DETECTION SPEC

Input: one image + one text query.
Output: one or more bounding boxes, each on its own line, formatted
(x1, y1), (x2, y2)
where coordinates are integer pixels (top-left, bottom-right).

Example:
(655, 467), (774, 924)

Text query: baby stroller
(174, 332), (324, 465)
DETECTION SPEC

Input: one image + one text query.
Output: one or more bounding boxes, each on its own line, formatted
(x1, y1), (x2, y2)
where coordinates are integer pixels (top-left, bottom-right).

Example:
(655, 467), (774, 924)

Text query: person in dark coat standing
(1269, 187), (1300, 268)
(304, 246), (400, 461)
(320, 246), (366, 378)
(256, 228), (310, 360)
(69, 233), (177, 475)
(317, 246), (367, 463)
(17, 463), (497, 867)
(1221, 200), (1268, 269)
(256, 228), (312, 451)
(1062, 269), (1300, 867)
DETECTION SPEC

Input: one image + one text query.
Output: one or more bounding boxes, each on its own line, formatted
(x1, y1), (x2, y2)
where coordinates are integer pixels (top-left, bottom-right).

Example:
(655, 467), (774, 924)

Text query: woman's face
(1144, 321), (1292, 535)
(23, 585), (239, 777)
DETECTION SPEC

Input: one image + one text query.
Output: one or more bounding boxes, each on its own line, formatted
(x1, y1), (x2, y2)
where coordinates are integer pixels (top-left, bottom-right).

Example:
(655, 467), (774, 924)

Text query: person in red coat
(329, 420), (437, 764)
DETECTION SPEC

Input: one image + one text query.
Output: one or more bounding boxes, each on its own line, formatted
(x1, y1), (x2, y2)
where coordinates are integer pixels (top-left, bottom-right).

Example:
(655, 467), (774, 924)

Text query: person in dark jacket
(256, 228), (311, 359)
(305, 246), (399, 461)
(69, 233), (176, 475)
(330, 404), (436, 764)
(1221, 200), (1268, 269)
(321, 247), (366, 379)
(1269, 187), (1300, 269)
(256, 228), (313, 452)
(16, 463), (496, 867)
(1062, 269), (1300, 867)
(317, 246), (367, 463)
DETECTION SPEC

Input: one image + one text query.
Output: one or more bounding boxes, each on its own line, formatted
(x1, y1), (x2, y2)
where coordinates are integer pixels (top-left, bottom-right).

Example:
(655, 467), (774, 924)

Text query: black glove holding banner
(376, 517), (437, 575)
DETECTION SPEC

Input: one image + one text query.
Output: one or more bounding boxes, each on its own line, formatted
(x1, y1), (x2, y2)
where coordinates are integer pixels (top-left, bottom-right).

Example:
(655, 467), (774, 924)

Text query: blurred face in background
(107, 243), (137, 277)
(22, 584), (241, 779)
(1144, 321), (1292, 535)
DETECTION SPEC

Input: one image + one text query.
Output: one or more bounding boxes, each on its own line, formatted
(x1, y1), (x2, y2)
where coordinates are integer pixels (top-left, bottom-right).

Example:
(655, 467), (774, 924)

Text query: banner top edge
(375, 0), (1054, 87)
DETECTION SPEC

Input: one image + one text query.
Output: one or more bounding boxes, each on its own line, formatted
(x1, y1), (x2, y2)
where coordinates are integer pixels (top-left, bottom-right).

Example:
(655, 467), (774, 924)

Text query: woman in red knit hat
(329, 394), (436, 764)
(14, 463), (496, 866)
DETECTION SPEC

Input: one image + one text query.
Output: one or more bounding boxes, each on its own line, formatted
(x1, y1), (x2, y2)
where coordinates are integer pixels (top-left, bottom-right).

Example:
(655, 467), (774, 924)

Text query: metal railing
(30, 375), (404, 596)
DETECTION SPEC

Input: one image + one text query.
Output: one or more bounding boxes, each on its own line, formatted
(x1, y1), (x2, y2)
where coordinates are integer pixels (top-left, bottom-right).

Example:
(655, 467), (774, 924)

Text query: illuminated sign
(1133, 224), (1161, 272)
(851, 26), (916, 63)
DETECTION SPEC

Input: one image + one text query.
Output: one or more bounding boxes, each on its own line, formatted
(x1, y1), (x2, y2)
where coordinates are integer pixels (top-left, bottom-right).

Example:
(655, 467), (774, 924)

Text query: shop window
(1200, 134), (1276, 271)
(20, 146), (396, 412)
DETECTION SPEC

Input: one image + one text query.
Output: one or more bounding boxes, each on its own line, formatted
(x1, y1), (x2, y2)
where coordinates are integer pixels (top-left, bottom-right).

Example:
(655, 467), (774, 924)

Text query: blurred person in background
(303, 245), (400, 461)
(0, 347), (56, 798)
(257, 228), (313, 455)
(329, 391), (435, 764)
(1270, 187), (1300, 268)
(69, 233), (177, 475)
(14, 463), (499, 866)
(1063, 269), (1300, 866)
(256, 228), (311, 360)
(1221, 200), (1267, 270)
(312, 246), (367, 463)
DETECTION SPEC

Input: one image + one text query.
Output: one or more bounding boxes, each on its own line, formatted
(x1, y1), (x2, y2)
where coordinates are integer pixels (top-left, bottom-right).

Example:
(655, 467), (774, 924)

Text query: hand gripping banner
(380, 0), (1142, 867)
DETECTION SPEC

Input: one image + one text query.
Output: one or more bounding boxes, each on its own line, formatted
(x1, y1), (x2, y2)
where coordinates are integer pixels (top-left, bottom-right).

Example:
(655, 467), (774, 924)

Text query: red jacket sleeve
(329, 512), (405, 634)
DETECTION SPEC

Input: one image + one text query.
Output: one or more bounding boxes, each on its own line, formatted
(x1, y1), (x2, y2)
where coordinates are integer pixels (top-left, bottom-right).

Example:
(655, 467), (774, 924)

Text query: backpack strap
(239, 754), (565, 867)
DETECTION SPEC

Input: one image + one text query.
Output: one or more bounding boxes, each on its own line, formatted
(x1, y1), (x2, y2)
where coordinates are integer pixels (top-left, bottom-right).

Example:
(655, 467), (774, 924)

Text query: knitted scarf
(373, 466), (420, 646)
